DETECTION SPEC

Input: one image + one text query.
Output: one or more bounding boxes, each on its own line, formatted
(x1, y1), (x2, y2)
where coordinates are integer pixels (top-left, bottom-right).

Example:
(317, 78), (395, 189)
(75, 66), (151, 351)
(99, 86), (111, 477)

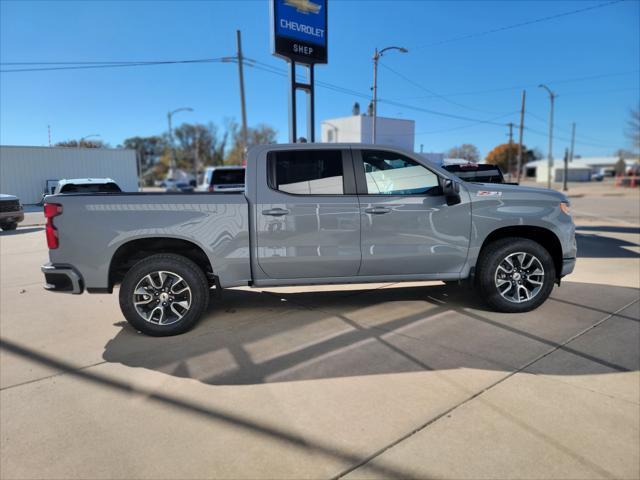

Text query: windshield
(212, 169), (245, 186)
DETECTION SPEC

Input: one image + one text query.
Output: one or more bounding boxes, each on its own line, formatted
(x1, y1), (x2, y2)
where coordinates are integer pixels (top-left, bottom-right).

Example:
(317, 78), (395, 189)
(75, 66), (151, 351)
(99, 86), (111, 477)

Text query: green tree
(55, 139), (107, 148)
(122, 135), (168, 171)
(173, 122), (228, 170)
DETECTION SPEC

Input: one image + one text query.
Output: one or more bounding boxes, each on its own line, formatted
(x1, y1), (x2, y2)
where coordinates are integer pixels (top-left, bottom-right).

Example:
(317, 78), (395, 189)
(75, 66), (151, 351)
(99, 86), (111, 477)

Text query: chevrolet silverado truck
(41, 144), (576, 336)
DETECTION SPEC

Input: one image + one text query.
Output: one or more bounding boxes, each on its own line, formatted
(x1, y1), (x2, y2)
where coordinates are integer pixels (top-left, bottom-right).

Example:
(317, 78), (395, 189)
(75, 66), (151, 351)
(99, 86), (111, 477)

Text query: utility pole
(538, 84), (556, 189)
(563, 147), (569, 192)
(236, 30), (249, 157)
(371, 46), (408, 144)
(48, 125), (52, 147)
(507, 123), (514, 182)
(569, 122), (576, 163)
(516, 90), (526, 183)
(194, 129), (200, 185)
(372, 48), (379, 144)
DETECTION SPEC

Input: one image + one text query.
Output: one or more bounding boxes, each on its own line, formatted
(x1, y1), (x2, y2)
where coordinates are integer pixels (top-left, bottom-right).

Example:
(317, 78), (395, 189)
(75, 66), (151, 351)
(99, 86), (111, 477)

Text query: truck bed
(46, 192), (251, 291)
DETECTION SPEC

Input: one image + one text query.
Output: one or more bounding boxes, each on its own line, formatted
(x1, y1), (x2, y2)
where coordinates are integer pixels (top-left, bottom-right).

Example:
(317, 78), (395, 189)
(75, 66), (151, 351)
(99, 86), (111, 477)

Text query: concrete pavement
(1, 208), (638, 478)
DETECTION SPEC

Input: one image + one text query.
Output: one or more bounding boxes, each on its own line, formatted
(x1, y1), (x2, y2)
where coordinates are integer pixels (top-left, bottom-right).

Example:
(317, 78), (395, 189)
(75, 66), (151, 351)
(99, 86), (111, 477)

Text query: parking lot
(1, 189), (639, 479)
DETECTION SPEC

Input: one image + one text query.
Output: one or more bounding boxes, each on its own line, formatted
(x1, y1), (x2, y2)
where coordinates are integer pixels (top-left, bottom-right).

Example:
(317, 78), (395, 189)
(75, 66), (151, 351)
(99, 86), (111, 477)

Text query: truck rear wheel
(119, 253), (209, 336)
(1, 222), (17, 231)
(476, 237), (555, 313)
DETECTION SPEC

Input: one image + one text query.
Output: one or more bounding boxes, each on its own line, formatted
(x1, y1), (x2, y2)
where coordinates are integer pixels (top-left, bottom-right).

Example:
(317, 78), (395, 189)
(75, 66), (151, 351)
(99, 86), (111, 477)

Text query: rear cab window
(59, 182), (121, 193)
(268, 150), (348, 195)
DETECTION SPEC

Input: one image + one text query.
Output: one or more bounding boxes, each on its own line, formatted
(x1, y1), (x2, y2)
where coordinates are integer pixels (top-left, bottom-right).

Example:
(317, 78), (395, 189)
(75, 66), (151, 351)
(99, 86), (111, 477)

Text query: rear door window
(268, 150), (345, 195)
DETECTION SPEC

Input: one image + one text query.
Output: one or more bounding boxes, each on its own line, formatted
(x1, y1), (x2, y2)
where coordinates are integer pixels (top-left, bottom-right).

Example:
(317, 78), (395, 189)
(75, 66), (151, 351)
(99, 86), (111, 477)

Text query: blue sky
(1, 0), (639, 159)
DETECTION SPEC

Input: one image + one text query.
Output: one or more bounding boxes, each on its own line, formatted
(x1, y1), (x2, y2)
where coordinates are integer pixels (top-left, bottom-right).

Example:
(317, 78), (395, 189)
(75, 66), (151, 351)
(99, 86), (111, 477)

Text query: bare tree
(626, 108), (640, 152)
(447, 144), (480, 162)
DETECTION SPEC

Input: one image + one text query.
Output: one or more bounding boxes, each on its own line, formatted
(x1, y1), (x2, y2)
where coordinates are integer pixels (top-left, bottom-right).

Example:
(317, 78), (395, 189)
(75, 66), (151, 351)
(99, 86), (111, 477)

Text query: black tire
(476, 237), (556, 313)
(1, 222), (17, 231)
(119, 253), (209, 336)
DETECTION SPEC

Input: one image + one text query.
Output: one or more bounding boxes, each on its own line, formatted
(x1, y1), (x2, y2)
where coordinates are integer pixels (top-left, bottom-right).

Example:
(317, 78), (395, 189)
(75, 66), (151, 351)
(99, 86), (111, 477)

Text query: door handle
(262, 208), (289, 217)
(364, 206), (391, 215)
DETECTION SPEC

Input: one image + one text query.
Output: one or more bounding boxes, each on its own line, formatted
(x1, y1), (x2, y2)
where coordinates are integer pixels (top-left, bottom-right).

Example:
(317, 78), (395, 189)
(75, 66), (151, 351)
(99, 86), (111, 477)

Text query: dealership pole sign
(272, 0), (328, 64)
(271, 0), (328, 142)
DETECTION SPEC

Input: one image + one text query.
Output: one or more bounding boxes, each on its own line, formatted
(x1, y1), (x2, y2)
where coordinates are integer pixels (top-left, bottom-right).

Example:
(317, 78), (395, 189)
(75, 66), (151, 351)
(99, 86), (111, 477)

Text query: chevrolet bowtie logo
(284, 0), (321, 14)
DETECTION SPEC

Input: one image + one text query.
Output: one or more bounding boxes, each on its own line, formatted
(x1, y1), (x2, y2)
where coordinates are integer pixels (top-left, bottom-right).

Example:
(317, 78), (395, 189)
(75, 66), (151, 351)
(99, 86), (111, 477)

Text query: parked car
(166, 181), (195, 193)
(198, 166), (245, 192)
(443, 163), (505, 183)
(54, 178), (122, 194)
(41, 144), (576, 336)
(0, 194), (24, 231)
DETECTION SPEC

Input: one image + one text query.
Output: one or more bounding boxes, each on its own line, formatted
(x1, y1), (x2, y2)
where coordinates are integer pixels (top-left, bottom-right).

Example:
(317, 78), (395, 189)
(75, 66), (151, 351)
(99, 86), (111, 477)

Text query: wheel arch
(479, 226), (563, 279)
(109, 237), (215, 290)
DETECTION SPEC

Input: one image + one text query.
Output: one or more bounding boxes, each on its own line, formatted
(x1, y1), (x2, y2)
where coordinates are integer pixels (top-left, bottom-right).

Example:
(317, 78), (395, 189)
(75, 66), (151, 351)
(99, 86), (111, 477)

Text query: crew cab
(41, 144), (576, 336)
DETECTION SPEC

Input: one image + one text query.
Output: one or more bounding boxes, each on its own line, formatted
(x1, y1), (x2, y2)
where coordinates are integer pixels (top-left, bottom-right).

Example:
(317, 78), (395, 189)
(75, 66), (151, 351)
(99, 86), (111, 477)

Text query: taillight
(208, 185), (214, 192)
(44, 203), (62, 249)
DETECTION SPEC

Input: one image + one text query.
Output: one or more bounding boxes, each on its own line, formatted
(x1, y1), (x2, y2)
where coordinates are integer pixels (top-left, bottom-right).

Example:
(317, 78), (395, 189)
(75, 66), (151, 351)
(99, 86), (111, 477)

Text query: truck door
(354, 148), (471, 276)
(256, 148), (361, 279)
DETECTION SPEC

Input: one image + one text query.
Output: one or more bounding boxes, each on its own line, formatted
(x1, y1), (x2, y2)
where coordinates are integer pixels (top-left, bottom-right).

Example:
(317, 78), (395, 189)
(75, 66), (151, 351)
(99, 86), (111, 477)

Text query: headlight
(560, 202), (571, 215)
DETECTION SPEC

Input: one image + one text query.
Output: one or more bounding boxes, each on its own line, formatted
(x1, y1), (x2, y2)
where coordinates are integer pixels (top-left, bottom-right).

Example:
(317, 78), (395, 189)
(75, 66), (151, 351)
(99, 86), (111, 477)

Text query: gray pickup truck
(41, 144), (576, 336)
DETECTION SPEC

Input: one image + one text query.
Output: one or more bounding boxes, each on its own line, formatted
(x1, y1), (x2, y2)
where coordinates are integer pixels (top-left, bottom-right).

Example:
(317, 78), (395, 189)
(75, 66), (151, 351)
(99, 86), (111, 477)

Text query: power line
(526, 110), (620, 146)
(378, 62), (505, 115)
(524, 125), (619, 150)
(0, 58), (226, 73)
(413, 0), (624, 50)
(387, 70), (640, 101)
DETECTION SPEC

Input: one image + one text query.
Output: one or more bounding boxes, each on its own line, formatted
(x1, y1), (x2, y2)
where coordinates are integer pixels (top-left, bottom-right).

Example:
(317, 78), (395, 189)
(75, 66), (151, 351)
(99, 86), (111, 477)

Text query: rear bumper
(41, 263), (84, 294)
(561, 257), (576, 277)
(0, 210), (24, 224)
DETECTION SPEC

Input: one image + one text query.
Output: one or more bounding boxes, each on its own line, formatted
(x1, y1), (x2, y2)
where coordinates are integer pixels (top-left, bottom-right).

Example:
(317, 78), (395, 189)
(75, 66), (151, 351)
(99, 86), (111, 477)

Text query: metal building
(0, 146), (138, 204)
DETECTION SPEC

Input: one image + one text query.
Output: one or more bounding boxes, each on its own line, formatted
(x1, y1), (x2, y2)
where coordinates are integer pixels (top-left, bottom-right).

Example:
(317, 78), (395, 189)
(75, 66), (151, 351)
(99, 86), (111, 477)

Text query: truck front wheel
(119, 253), (210, 336)
(476, 237), (556, 313)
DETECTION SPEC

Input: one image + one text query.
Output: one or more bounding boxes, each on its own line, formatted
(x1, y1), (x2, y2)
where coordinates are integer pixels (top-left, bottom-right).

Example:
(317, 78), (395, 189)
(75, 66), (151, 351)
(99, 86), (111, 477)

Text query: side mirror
(443, 179), (461, 206)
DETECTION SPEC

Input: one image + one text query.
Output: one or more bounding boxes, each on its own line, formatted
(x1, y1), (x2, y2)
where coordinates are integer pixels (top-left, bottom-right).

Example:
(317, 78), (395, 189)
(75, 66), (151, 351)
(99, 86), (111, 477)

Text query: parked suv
(0, 194), (24, 231)
(41, 144), (576, 336)
(198, 166), (245, 192)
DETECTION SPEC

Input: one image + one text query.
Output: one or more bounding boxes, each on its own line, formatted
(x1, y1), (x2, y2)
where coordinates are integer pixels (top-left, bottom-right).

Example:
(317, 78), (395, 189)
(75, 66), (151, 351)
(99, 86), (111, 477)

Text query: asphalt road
(1, 206), (638, 479)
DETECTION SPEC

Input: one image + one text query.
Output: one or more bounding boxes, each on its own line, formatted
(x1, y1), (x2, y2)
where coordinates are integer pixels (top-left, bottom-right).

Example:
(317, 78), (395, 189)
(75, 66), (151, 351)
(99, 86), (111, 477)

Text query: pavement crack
(0, 359), (107, 392)
(332, 297), (640, 480)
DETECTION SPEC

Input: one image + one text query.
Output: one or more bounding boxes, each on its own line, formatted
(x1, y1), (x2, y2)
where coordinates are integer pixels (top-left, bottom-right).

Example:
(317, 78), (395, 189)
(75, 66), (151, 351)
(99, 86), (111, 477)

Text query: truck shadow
(102, 281), (639, 386)
(576, 233), (640, 258)
(0, 227), (43, 236)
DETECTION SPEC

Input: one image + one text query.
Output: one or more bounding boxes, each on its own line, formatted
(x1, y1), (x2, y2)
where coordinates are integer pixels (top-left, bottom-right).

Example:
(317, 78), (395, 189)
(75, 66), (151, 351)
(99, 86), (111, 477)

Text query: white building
(0, 146), (138, 204)
(321, 115), (415, 151)
(526, 156), (639, 183)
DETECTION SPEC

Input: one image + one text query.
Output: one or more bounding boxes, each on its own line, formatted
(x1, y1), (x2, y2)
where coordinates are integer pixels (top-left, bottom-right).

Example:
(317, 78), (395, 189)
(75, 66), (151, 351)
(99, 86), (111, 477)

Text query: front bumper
(0, 209), (24, 224)
(41, 263), (84, 294)
(561, 257), (576, 277)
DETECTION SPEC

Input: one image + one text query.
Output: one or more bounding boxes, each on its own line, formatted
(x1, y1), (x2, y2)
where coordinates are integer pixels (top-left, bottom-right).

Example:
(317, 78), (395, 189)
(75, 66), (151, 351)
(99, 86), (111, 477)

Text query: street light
(538, 84), (556, 189)
(167, 107), (193, 175)
(78, 134), (100, 148)
(372, 46), (408, 143)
